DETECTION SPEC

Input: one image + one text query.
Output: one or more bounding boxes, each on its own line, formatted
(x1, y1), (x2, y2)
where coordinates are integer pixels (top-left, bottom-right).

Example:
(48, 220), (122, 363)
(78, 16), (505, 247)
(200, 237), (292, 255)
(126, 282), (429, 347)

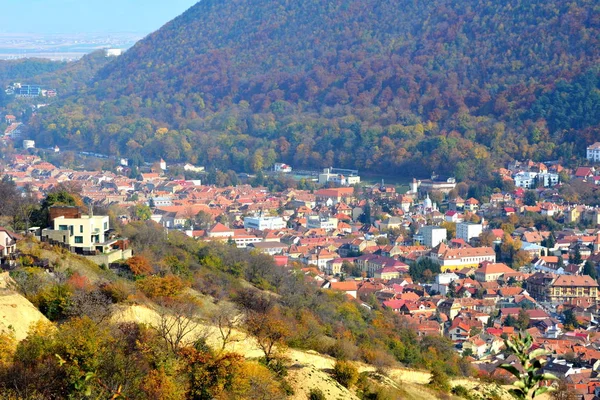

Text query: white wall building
(274, 163), (292, 173)
(42, 215), (109, 252)
(105, 48), (123, 57)
(538, 172), (560, 187)
(318, 168), (361, 186)
(587, 142), (600, 162)
(456, 222), (483, 243)
(514, 171), (538, 188)
(514, 171), (559, 188)
(435, 272), (460, 285)
(420, 226), (447, 248)
(306, 215), (338, 231)
(244, 215), (286, 231)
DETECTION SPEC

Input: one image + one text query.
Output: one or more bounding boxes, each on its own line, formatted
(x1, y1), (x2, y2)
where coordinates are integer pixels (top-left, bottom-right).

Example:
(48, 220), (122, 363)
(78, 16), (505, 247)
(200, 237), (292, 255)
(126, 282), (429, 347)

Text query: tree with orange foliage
(126, 255), (153, 276)
(246, 308), (290, 365)
(140, 368), (185, 400)
(179, 345), (247, 399)
(136, 275), (187, 298)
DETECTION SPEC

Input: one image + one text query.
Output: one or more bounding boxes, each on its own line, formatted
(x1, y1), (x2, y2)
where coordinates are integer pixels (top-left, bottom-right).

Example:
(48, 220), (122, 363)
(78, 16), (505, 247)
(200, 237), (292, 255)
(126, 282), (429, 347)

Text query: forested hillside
(0, 58), (66, 83)
(27, 0), (600, 179)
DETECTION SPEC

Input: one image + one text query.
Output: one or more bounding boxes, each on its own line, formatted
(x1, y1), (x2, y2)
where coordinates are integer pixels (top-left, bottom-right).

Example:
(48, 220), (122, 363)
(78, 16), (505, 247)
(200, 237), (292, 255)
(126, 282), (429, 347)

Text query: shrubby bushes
(2, 220), (473, 398)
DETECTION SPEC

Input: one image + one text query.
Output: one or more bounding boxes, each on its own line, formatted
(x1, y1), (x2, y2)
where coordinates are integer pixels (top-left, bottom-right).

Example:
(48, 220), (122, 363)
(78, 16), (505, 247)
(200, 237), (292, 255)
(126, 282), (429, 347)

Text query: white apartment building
(587, 142), (600, 162)
(306, 215), (338, 231)
(456, 222), (483, 243)
(42, 215), (110, 253)
(420, 226), (447, 248)
(514, 171), (559, 188)
(244, 215), (286, 231)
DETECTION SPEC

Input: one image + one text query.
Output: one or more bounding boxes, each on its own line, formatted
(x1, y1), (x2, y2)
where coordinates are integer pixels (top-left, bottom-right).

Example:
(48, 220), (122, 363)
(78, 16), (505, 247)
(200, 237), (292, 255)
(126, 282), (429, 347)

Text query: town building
(306, 215), (338, 231)
(41, 212), (131, 264)
(420, 226), (447, 248)
(456, 222), (483, 243)
(429, 243), (496, 272)
(355, 254), (409, 278)
(42, 214), (109, 251)
(314, 187), (355, 206)
(587, 142), (600, 162)
(474, 262), (515, 282)
(549, 275), (599, 304)
(243, 215), (286, 231)
(247, 242), (289, 256)
(526, 273), (599, 304)
(273, 163), (292, 173)
(318, 168), (361, 186)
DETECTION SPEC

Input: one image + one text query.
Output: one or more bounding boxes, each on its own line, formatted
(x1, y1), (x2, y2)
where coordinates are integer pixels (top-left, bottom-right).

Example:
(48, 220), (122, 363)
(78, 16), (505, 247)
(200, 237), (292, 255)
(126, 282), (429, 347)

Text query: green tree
(32, 189), (79, 227)
(563, 309), (579, 330)
(543, 233), (555, 249)
(517, 309), (530, 331)
(429, 366), (451, 392)
(583, 260), (597, 280)
(498, 332), (557, 399)
(332, 360), (359, 388)
(504, 314), (518, 328)
(135, 204), (152, 221)
(570, 247), (582, 265)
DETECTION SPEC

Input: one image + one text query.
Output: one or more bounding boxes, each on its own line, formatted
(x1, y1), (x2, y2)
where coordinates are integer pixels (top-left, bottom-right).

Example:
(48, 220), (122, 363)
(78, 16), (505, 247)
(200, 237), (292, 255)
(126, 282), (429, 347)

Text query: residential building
(526, 273), (599, 304)
(355, 254), (409, 278)
(244, 215), (286, 231)
(206, 223), (234, 238)
(40, 213), (130, 263)
(306, 215), (338, 231)
(514, 171), (538, 188)
(420, 225), (447, 248)
(587, 142), (600, 162)
(456, 222), (483, 243)
(314, 187), (355, 205)
(247, 242), (289, 256)
(0, 228), (18, 264)
(549, 275), (599, 304)
(428, 243), (496, 272)
(474, 262), (515, 282)
(42, 214), (110, 253)
(328, 281), (358, 299)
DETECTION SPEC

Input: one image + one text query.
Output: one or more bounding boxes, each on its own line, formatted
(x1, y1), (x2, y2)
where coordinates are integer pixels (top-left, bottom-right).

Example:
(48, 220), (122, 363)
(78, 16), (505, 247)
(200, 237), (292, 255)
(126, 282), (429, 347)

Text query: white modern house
(42, 215), (109, 251)
(41, 214), (132, 263)
(587, 142), (600, 162)
(514, 171), (559, 188)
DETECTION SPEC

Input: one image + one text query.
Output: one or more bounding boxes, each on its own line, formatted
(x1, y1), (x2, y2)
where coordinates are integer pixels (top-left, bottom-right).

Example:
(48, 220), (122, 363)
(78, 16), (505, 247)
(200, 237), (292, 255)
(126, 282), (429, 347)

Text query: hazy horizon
(2, 1), (199, 35)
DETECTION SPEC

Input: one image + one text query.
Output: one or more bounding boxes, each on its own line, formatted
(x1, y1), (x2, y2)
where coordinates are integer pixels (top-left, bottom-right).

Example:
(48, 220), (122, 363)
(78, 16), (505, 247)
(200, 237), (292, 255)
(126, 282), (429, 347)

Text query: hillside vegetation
(0, 220), (478, 399)
(27, 0), (600, 179)
(0, 58), (66, 83)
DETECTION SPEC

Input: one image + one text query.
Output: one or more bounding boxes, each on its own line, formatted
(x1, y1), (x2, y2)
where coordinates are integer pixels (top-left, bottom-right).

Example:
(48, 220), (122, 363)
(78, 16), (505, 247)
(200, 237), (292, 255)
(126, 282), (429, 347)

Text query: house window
(80, 226), (83, 233)
(74, 236), (83, 244)
(59, 225), (68, 231)
(104, 222), (108, 230)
